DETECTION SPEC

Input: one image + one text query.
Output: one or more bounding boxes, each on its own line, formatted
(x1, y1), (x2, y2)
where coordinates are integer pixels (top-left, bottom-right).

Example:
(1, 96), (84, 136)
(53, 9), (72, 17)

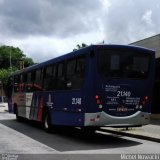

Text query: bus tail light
(96, 99), (101, 105)
(144, 96), (149, 101)
(95, 95), (101, 104)
(95, 95), (99, 99)
(136, 96), (149, 110)
(95, 94), (103, 109)
(142, 96), (149, 105)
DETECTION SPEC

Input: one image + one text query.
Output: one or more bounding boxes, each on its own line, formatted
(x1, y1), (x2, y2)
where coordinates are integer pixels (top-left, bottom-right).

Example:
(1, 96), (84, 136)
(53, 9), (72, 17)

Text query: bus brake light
(96, 99), (101, 105)
(142, 96), (149, 105)
(95, 95), (99, 99)
(95, 94), (103, 109)
(144, 96), (149, 101)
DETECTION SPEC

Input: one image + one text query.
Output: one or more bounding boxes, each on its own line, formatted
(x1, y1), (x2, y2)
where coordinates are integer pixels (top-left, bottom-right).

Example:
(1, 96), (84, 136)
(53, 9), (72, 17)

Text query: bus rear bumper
(84, 111), (150, 127)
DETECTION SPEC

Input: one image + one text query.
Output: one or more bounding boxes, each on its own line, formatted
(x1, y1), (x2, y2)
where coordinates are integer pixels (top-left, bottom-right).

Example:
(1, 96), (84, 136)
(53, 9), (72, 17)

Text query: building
(130, 34), (160, 114)
(130, 34), (160, 58)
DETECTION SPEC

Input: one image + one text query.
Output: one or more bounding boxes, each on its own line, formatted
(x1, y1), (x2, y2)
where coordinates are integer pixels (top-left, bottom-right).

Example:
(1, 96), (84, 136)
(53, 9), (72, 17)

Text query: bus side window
(19, 74), (24, 92)
(44, 65), (56, 91)
(14, 75), (20, 93)
(26, 72), (33, 92)
(21, 73), (27, 92)
(75, 56), (85, 89)
(76, 57), (85, 77)
(66, 59), (76, 89)
(34, 69), (43, 91)
(56, 63), (65, 90)
(66, 56), (85, 90)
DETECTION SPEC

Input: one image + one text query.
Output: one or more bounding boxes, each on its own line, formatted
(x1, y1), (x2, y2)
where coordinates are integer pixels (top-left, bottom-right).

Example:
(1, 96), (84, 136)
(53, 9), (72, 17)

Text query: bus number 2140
(117, 91), (131, 97)
(72, 98), (82, 105)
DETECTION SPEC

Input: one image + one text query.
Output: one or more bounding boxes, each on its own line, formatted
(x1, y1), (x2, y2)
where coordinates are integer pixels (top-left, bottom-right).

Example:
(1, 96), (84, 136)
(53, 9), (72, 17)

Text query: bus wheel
(43, 111), (52, 133)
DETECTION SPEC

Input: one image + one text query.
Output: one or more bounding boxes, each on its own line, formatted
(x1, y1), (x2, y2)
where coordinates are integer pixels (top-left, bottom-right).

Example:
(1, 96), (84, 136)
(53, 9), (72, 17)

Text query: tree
(22, 57), (34, 68)
(73, 41), (105, 51)
(0, 45), (34, 92)
(0, 69), (10, 86)
(0, 45), (34, 70)
(73, 43), (88, 51)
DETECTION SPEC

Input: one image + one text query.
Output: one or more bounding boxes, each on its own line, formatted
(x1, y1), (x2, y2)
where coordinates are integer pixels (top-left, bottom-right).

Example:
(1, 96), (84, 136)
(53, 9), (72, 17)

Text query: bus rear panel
(84, 45), (155, 127)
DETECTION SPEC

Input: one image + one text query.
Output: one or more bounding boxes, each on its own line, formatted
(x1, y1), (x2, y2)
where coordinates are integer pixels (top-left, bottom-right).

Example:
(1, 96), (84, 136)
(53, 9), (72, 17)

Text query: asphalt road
(0, 112), (160, 160)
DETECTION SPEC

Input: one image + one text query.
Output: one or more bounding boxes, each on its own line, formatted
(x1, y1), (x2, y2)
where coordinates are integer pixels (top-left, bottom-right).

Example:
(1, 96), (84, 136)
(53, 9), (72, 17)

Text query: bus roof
(12, 44), (154, 76)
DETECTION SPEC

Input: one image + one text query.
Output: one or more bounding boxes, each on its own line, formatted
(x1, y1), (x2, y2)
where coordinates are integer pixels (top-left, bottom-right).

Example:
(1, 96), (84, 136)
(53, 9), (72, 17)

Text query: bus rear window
(97, 50), (150, 79)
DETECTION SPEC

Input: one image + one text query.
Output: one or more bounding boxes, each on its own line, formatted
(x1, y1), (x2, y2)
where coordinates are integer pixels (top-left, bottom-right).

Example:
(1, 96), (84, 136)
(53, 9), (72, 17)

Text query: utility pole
(9, 48), (12, 73)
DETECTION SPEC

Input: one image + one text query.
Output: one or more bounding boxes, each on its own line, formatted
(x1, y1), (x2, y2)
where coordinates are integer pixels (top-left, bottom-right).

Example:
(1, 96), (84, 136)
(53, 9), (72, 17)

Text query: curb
(99, 128), (160, 143)
(151, 114), (160, 120)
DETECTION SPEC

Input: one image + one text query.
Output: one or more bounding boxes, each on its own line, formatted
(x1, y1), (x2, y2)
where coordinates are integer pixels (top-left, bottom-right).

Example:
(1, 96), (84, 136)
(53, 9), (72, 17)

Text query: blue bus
(9, 45), (155, 132)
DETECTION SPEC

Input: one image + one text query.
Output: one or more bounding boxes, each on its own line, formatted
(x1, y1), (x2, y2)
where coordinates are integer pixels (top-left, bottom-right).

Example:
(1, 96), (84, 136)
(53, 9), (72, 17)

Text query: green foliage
(73, 43), (88, 51)
(0, 45), (34, 86)
(22, 57), (34, 68)
(73, 41), (105, 51)
(0, 45), (34, 69)
(0, 69), (11, 86)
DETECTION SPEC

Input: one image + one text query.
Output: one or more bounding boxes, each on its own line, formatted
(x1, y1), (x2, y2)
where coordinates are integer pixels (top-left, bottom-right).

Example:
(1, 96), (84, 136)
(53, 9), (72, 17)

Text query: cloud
(8, 30), (105, 62)
(103, 0), (160, 44)
(0, 0), (106, 62)
(0, 0), (160, 63)
(0, 0), (103, 39)
(142, 10), (152, 25)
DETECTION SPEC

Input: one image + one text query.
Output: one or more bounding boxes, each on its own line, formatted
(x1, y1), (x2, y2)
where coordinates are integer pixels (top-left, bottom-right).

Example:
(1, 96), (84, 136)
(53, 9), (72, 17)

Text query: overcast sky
(0, 0), (160, 62)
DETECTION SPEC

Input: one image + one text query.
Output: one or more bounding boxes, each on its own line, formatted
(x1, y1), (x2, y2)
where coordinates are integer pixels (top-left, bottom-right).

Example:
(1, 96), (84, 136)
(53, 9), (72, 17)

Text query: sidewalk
(100, 115), (160, 143)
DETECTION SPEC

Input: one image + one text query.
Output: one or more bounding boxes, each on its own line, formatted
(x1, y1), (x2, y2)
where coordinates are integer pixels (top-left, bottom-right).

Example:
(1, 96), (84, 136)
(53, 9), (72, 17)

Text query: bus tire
(43, 111), (52, 133)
